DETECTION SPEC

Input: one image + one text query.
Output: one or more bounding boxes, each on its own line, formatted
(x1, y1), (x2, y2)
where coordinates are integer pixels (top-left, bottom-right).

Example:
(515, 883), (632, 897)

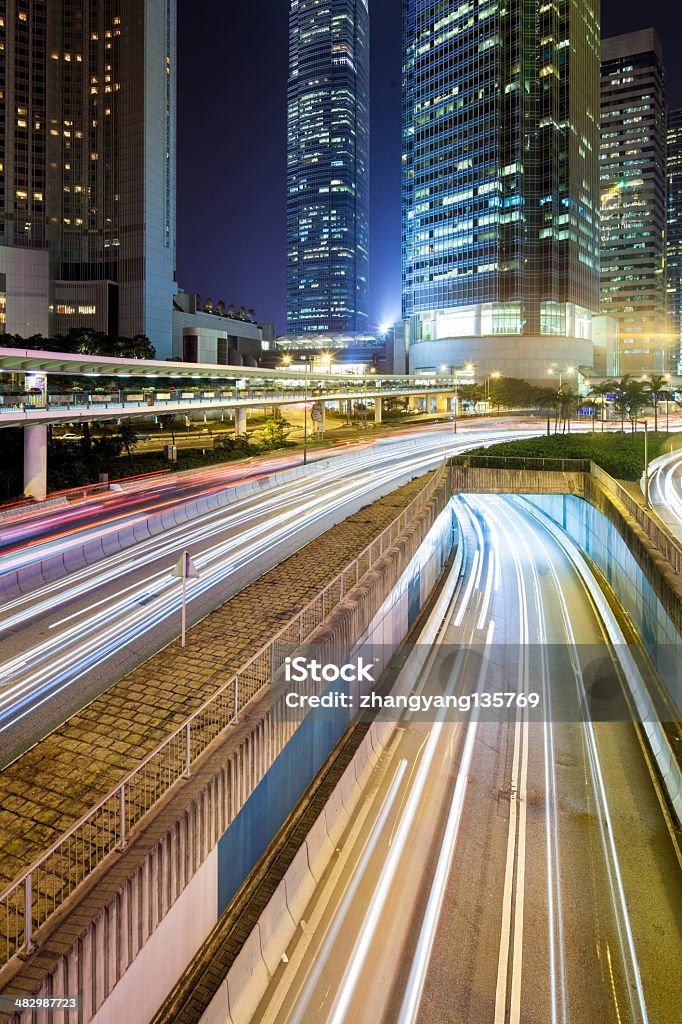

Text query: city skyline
(178, 0), (682, 335)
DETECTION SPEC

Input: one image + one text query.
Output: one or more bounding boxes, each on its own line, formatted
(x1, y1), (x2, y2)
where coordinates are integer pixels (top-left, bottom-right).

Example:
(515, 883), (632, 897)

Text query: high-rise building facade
(286, 0), (369, 335)
(0, 0), (176, 353)
(600, 30), (667, 375)
(402, 0), (601, 382)
(667, 107), (682, 372)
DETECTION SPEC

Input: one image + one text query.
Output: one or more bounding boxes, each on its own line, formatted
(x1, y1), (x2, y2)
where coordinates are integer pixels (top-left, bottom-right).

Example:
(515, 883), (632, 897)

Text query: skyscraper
(600, 30), (667, 375)
(286, 0), (369, 335)
(667, 107), (682, 372)
(0, 0), (176, 353)
(402, 0), (601, 382)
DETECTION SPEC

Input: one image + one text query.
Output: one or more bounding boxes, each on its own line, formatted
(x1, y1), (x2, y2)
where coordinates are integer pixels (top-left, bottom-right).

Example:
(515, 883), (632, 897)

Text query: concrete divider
(338, 758), (362, 815)
(282, 844), (316, 924)
(257, 878), (297, 976)
(225, 926), (269, 1024)
(322, 786), (350, 847)
(199, 982), (232, 1024)
(353, 733), (378, 791)
(304, 814), (336, 884)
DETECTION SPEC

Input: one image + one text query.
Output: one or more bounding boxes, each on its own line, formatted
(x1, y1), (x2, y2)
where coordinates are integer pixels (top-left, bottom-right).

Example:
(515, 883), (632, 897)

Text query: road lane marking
(397, 620), (495, 1024)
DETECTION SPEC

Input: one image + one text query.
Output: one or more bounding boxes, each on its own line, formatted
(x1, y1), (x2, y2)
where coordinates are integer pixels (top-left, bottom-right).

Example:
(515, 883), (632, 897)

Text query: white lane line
(493, 498), (569, 1024)
(326, 712), (454, 1024)
(317, 506), (487, 1024)
(288, 759), (409, 1024)
(509, 713), (529, 1024)
(515, 500), (651, 1024)
(397, 620), (495, 1024)
(475, 500), (530, 1024)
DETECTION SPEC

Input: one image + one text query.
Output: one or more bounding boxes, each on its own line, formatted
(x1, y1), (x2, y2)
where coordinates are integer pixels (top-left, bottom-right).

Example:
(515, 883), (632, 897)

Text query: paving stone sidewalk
(0, 475), (429, 892)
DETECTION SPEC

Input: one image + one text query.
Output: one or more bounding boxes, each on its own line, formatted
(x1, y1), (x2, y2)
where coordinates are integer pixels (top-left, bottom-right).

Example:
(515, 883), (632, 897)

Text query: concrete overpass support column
(338, 400), (344, 416)
(436, 394), (450, 413)
(24, 423), (47, 500)
(318, 403), (326, 433)
(235, 408), (247, 436)
(374, 396), (383, 424)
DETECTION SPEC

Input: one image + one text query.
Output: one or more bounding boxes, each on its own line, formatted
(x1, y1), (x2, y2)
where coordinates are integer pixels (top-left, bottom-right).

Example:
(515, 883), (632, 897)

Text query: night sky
(176, 1), (682, 336)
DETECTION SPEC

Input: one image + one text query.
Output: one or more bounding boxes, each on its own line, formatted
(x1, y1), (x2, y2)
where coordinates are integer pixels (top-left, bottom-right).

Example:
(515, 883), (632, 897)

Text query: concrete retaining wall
(518, 490), (682, 714)
(450, 465), (585, 496)
(198, 715), (395, 1024)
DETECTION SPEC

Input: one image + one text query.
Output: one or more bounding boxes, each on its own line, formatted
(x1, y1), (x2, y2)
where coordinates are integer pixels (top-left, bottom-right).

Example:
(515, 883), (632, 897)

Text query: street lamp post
(547, 365), (575, 390)
(485, 371), (501, 404)
(281, 352), (310, 463)
(302, 357), (309, 464)
(441, 364), (458, 432)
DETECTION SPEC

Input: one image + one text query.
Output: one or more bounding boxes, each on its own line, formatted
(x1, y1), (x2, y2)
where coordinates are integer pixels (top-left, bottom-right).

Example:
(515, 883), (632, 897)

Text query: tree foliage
(0, 328), (156, 359)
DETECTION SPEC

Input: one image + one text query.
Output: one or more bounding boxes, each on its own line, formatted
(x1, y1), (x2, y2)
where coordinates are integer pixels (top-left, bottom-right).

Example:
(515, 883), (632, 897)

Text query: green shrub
(463, 431), (670, 481)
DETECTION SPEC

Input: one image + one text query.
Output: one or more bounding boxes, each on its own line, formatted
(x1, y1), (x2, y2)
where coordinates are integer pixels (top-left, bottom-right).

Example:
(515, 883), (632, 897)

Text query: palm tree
(247, 308), (256, 321)
(588, 380), (615, 431)
(624, 379), (647, 431)
(216, 300), (225, 316)
(536, 387), (559, 436)
(557, 386), (576, 433)
(611, 375), (632, 431)
(645, 374), (668, 432)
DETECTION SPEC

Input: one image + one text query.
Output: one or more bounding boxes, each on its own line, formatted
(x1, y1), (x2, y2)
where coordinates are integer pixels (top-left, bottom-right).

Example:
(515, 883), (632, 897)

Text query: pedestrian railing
(589, 463), (682, 577)
(450, 454), (591, 473)
(0, 462), (449, 965)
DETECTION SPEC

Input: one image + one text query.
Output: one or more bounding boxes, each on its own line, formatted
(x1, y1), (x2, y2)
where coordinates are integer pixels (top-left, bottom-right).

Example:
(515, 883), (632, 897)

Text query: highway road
(250, 495), (682, 1024)
(648, 448), (682, 543)
(0, 425), (535, 766)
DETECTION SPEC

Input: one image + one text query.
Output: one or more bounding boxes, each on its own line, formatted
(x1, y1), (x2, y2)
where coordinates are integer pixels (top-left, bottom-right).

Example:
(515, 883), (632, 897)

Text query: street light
(440, 363), (459, 433)
(300, 355), (311, 464)
(547, 365), (575, 389)
(485, 371), (501, 402)
(281, 353), (310, 463)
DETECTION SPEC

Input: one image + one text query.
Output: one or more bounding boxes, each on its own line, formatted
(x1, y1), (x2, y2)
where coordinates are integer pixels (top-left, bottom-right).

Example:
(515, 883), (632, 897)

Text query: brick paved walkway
(0, 475), (429, 892)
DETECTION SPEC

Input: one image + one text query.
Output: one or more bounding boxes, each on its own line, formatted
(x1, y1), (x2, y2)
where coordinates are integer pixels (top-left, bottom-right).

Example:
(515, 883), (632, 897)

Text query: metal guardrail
(589, 462), (682, 577)
(0, 462), (448, 965)
(0, 381), (452, 418)
(450, 454), (592, 473)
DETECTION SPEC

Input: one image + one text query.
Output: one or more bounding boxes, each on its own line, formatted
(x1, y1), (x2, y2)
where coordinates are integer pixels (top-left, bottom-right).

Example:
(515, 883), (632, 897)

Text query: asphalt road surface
(250, 494), (682, 1024)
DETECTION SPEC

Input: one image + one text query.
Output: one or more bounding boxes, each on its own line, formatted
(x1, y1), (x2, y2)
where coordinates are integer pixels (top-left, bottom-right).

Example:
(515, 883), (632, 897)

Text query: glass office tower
(0, 0), (176, 353)
(286, 0), (369, 335)
(600, 30), (667, 375)
(401, 0), (601, 380)
(667, 107), (682, 373)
